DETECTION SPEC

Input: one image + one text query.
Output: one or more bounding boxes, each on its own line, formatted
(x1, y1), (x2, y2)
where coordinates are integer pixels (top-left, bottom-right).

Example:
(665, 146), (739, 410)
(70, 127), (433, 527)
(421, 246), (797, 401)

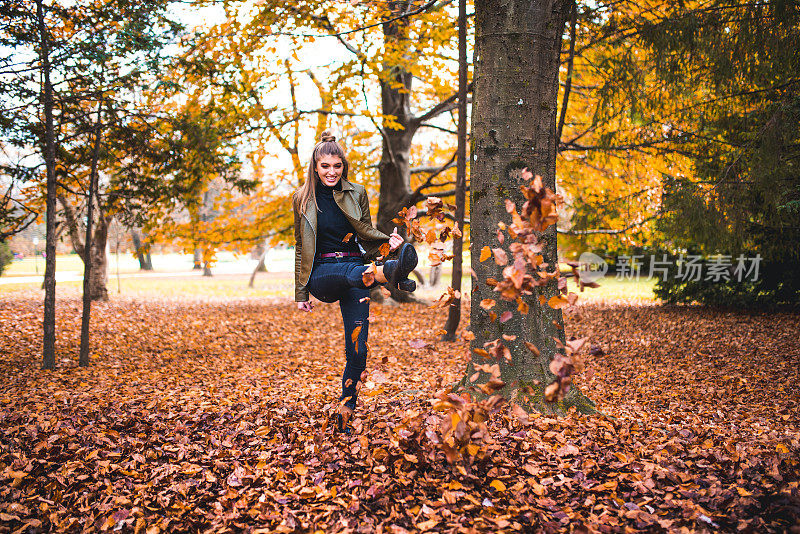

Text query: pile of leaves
(0, 295), (798, 533)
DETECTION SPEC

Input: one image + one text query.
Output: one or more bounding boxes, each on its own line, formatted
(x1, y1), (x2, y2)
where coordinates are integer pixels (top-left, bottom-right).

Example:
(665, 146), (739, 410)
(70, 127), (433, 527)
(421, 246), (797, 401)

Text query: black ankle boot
(398, 278), (416, 292)
(333, 412), (353, 434)
(384, 243), (418, 291)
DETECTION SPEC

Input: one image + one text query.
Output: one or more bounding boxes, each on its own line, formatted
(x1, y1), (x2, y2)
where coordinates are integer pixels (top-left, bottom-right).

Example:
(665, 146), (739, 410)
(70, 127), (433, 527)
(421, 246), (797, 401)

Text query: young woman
(293, 131), (418, 433)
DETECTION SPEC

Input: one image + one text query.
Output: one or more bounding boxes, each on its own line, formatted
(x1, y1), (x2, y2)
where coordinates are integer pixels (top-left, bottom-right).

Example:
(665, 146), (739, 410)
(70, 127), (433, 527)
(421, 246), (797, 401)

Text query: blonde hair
(295, 130), (349, 213)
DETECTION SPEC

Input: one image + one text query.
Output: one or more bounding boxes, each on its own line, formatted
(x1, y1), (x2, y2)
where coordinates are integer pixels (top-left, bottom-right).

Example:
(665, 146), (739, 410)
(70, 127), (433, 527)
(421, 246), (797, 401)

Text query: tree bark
(89, 213), (110, 301)
(429, 263), (442, 288)
(202, 247), (213, 277)
(373, 5), (434, 302)
(80, 104), (102, 367)
(248, 241), (269, 288)
(58, 195), (109, 301)
(442, 0), (469, 341)
(466, 0), (594, 413)
(375, 4), (413, 234)
(131, 229), (153, 270)
(37, 0), (57, 370)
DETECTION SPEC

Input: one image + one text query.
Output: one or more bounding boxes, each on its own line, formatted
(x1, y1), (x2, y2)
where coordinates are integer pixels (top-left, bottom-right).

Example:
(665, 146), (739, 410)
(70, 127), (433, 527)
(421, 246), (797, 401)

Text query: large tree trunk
(37, 0), (57, 370)
(375, 5), (415, 235)
(374, 7), (426, 305)
(466, 0), (593, 413)
(376, 80), (414, 234)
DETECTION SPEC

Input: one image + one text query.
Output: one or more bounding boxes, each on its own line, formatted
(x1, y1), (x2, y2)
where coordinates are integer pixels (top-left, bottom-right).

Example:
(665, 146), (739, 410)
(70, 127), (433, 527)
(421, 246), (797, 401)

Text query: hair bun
(320, 130), (336, 143)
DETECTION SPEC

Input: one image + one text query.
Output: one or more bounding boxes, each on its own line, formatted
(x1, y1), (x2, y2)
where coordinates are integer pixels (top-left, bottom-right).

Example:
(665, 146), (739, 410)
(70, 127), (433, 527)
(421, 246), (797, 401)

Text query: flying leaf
(492, 248), (508, 266)
(362, 263), (376, 286)
(547, 294), (569, 309)
(425, 229), (437, 244)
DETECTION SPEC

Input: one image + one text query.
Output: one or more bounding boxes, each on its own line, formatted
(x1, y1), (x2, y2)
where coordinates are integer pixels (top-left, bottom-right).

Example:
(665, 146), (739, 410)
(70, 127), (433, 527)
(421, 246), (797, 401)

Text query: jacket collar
(338, 178), (356, 192)
(301, 178), (355, 227)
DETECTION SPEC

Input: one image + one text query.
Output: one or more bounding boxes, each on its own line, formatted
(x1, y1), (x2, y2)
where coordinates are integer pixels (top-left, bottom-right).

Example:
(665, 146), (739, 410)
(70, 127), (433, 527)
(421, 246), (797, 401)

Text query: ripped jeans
(306, 256), (376, 410)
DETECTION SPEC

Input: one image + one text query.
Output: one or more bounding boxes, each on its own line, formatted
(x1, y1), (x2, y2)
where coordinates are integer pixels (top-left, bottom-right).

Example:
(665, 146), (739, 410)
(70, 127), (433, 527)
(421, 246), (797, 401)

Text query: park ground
(0, 261), (798, 533)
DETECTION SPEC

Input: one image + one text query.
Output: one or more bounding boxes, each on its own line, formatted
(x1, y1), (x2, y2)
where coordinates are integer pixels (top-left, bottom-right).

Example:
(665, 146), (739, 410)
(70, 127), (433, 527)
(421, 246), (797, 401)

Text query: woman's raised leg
(307, 261), (379, 303)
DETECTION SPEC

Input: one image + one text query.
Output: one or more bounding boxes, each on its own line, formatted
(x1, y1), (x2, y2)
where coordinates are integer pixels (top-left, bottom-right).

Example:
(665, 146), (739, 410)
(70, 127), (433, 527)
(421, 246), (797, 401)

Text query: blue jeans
(306, 257), (375, 410)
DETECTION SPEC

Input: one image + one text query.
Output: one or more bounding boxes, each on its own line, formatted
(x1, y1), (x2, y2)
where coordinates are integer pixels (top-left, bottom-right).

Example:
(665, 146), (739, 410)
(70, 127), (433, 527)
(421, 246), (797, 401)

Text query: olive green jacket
(293, 179), (389, 302)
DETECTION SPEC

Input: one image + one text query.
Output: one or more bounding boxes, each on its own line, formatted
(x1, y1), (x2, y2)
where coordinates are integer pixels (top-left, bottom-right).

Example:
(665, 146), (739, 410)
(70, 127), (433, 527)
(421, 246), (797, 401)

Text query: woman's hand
(297, 301), (314, 312)
(388, 226), (404, 251)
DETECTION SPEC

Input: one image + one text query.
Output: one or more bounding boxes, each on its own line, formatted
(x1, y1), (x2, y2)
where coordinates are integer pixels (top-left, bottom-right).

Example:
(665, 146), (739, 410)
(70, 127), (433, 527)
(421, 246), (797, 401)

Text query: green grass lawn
(3, 254), (88, 276)
(433, 272), (656, 304)
(0, 273), (291, 299)
(566, 275), (657, 302)
(2, 252), (657, 303)
(1, 252), (262, 277)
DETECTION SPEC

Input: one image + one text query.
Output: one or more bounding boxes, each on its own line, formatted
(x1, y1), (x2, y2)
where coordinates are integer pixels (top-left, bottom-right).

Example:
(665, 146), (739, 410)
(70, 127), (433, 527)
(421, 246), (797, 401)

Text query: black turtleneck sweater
(315, 180), (362, 256)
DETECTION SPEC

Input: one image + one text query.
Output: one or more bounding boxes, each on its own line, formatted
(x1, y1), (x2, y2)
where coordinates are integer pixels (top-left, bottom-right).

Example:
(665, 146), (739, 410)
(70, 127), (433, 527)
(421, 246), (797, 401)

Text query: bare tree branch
(410, 162), (456, 174)
(418, 122), (461, 135)
(412, 82), (473, 126)
(408, 150), (457, 205)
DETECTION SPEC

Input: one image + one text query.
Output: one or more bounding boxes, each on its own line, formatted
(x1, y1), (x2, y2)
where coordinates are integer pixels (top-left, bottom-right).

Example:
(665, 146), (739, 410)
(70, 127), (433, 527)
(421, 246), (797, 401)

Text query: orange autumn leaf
(547, 295), (569, 309)
(293, 464), (308, 476)
(492, 248), (508, 266)
(425, 229), (437, 244)
(351, 325), (362, 347)
(480, 298), (496, 310)
(362, 263), (376, 286)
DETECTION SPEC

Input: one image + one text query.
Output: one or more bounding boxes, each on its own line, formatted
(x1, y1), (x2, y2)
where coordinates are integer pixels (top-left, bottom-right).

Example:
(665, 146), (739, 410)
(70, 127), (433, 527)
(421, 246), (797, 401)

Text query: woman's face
(315, 154), (344, 187)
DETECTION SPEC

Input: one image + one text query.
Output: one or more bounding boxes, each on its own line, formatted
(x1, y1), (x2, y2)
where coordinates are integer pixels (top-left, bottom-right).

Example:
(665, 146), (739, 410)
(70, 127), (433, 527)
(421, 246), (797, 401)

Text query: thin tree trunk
(248, 242), (269, 288)
(193, 248), (202, 270)
(466, 0), (594, 413)
(79, 103), (102, 367)
(556, 0), (577, 145)
(89, 213), (110, 301)
(131, 229), (152, 270)
(37, 0), (57, 370)
(429, 264), (442, 287)
(116, 237), (120, 294)
(58, 194), (109, 301)
(57, 194), (85, 257)
(442, 0), (469, 341)
(202, 247), (212, 277)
